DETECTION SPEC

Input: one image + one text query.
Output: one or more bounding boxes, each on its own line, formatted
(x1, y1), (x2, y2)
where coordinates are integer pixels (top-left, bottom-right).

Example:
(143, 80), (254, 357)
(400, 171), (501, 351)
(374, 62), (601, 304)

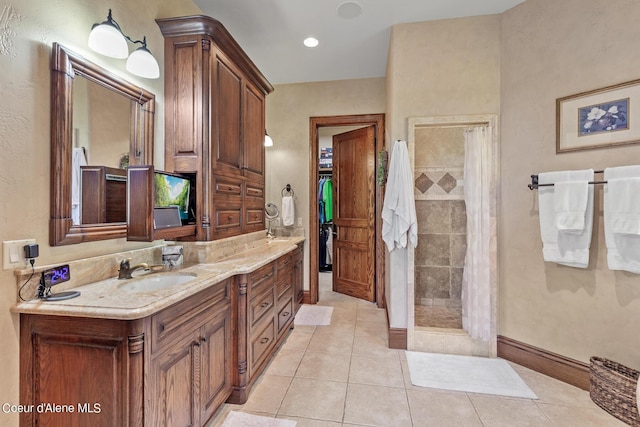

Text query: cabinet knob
(283, 312), (290, 317)
(201, 337), (208, 343)
(260, 337), (269, 344)
(260, 301), (270, 308)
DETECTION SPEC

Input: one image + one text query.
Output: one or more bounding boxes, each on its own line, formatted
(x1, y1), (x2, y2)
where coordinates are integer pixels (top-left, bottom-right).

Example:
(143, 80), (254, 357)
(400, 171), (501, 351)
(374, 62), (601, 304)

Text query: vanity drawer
(277, 253), (293, 272)
(277, 297), (294, 337)
(245, 208), (264, 226)
(249, 286), (275, 328)
(214, 177), (242, 196)
(214, 206), (242, 229)
(276, 268), (293, 302)
(249, 317), (276, 376)
(249, 262), (275, 291)
(151, 278), (231, 354)
(245, 184), (263, 199)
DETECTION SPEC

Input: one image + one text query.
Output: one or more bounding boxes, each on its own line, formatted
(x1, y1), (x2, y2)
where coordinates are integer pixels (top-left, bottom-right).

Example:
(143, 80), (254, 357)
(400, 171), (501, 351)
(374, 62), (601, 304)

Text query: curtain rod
(528, 170), (605, 190)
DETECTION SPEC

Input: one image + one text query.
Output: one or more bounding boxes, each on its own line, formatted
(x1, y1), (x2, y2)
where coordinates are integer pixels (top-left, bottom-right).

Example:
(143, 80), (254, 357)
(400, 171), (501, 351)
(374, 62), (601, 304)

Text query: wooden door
(332, 126), (376, 301)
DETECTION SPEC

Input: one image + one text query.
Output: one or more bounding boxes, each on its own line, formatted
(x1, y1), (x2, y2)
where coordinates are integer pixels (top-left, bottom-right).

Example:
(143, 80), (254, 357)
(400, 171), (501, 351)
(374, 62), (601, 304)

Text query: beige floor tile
(307, 330), (354, 355)
(281, 330), (314, 351)
(349, 356), (405, 388)
(537, 402), (629, 426)
(355, 307), (387, 324)
(354, 320), (387, 340)
(343, 383), (412, 426)
(276, 415), (342, 426)
(511, 364), (594, 408)
(407, 388), (483, 427)
(469, 394), (553, 426)
(278, 378), (347, 422)
(265, 348), (305, 377)
(297, 351), (351, 382)
(241, 374), (293, 414)
(352, 334), (400, 359)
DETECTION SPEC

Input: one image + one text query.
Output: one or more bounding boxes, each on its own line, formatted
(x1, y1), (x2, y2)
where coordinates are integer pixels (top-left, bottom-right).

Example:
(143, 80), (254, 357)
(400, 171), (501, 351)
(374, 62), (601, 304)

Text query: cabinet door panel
(213, 53), (242, 176)
(150, 339), (198, 427)
(200, 305), (233, 423)
(243, 82), (265, 182)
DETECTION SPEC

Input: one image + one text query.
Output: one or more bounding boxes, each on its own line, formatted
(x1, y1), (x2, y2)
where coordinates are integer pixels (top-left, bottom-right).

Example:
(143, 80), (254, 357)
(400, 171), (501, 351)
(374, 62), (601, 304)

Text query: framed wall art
(556, 78), (640, 153)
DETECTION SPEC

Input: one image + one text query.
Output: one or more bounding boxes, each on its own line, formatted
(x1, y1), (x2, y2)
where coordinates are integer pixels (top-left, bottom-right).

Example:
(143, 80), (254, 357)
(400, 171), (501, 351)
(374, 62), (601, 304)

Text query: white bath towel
(281, 195), (295, 226)
(604, 166), (640, 274)
(538, 169), (594, 268)
(382, 140), (418, 251)
(72, 147), (87, 225)
(554, 180), (589, 233)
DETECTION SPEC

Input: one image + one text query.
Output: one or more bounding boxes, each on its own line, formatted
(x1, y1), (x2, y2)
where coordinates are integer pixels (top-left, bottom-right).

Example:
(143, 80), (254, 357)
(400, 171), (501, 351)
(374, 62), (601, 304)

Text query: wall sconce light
(264, 132), (274, 147)
(88, 9), (160, 79)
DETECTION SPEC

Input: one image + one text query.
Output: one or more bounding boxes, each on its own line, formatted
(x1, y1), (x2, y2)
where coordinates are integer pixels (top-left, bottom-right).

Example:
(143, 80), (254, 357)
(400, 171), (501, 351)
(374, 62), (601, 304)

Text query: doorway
(308, 114), (385, 307)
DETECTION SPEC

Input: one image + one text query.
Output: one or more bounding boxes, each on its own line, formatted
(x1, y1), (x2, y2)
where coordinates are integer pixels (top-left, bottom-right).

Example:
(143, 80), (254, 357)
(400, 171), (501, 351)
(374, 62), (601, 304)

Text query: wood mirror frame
(50, 42), (155, 246)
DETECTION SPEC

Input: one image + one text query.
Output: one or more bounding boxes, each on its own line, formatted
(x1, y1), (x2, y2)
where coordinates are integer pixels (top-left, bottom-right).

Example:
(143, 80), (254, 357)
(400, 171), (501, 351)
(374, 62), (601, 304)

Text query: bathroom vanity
(15, 237), (304, 426)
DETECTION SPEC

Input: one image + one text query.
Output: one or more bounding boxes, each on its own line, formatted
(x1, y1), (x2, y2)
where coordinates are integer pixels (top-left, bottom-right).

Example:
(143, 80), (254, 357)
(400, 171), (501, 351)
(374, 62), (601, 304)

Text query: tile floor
(208, 273), (625, 426)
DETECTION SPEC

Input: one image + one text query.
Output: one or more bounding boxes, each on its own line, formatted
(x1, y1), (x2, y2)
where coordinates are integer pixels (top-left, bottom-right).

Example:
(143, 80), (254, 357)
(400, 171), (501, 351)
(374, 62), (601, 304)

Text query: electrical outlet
(297, 217), (302, 227)
(3, 239), (36, 270)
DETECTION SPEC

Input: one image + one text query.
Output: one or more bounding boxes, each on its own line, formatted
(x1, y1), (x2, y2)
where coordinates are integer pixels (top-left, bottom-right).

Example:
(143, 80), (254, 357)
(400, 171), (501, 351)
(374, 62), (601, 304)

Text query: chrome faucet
(118, 259), (149, 279)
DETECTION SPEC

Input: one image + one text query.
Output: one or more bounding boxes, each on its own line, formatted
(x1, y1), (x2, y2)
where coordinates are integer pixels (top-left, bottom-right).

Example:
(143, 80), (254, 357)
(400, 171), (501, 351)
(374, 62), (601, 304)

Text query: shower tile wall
(414, 127), (466, 329)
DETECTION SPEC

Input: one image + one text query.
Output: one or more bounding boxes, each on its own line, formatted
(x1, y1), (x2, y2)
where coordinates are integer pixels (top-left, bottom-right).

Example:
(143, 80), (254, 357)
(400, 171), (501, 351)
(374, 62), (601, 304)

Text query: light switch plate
(3, 239), (36, 270)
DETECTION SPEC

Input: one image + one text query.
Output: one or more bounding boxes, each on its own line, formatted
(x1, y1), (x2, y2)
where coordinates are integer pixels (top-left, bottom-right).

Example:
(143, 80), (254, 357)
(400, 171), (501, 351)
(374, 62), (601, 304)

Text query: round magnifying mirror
(265, 203), (279, 238)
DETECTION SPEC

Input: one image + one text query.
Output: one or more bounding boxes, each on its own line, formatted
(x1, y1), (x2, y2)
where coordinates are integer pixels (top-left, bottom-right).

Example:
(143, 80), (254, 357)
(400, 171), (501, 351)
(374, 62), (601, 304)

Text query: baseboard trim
(388, 327), (407, 349)
(384, 295), (407, 349)
(302, 291), (311, 305)
(497, 335), (590, 390)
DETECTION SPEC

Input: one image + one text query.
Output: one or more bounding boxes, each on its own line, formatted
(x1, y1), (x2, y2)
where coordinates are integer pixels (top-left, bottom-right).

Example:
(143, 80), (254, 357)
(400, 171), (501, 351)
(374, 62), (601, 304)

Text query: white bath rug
(221, 411), (296, 427)
(294, 305), (333, 326)
(405, 351), (538, 399)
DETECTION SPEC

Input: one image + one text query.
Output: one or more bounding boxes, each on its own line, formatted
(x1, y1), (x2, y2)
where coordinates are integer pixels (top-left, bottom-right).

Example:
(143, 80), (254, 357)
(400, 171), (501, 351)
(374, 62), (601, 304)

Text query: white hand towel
(281, 196), (295, 226)
(604, 166), (640, 274)
(71, 147), (87, 225)
(382, 140), (418, 251)
(607, 178), (640, 235)
(538, 169), (594, 268)
(554, 180), (589, 233)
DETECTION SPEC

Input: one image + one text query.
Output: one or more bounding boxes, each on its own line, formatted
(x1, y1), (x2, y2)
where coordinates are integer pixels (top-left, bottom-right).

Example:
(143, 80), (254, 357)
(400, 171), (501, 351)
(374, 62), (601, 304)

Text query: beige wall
(265, 78), (386, 293)
(385, 15), (502, 327)
(0, 0), (201, 425)
(500, 0), (640, 369)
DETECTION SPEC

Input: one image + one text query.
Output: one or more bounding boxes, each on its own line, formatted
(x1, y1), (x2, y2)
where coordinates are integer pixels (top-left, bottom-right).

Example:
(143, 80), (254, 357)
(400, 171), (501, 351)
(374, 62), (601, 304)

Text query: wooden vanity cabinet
(229, 252), (296, 404)
(292, 244), (304, 311)
(20, 278), (234, 427)
(157, 15), (273, 242)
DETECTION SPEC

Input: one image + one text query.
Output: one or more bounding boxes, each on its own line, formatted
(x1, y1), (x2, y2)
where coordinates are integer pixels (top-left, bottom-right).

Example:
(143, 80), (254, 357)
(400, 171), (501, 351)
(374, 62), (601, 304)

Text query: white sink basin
(118, 273), (197, 292)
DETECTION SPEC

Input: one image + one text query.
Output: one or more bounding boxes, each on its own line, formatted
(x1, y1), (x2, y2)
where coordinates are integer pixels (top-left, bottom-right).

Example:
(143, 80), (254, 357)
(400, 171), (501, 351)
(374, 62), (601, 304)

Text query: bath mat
(294, 305), (333, 326)
(221, 411), (296, 427)
(405, 351), (538, 399)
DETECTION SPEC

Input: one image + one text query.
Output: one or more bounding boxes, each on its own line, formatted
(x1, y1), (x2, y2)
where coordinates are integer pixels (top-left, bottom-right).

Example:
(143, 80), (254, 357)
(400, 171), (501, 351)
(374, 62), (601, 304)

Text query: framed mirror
(50, 42), (155, 245)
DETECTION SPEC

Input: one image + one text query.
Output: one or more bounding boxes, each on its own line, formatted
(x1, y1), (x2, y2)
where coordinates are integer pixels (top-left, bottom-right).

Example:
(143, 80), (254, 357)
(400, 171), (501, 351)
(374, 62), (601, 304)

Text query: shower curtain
(462, 126), (493, 341)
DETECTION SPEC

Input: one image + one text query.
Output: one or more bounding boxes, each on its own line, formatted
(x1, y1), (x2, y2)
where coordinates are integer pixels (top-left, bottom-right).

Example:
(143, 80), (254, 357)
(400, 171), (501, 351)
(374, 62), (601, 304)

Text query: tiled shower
(413, 126), (467, 329)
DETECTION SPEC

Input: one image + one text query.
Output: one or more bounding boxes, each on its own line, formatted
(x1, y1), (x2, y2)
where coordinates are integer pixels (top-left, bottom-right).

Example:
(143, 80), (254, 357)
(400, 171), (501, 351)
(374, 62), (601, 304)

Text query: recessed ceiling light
(303, 37), (319, 48)
(337, 1), (363, 19)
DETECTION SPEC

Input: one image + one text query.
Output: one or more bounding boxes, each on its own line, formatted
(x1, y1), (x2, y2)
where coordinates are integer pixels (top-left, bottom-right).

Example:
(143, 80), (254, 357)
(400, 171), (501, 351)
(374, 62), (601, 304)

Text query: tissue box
(162, 245), (183, 267)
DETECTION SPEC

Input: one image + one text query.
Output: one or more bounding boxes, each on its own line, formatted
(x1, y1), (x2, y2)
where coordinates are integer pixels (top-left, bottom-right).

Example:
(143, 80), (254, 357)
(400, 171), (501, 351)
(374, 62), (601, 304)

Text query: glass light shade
(88, 23), (128, 59)
(125, 46), (160, 79)
(264, 133), (274, 147)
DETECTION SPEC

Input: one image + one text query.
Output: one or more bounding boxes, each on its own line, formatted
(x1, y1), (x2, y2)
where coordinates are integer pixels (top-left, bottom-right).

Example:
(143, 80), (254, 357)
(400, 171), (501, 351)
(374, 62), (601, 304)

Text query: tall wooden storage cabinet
(156, 16), (274, 241)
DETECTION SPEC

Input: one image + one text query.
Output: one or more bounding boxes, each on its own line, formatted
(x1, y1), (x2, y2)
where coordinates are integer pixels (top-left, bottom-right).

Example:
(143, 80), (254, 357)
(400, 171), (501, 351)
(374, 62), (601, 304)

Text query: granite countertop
(12, 236), (304, 320)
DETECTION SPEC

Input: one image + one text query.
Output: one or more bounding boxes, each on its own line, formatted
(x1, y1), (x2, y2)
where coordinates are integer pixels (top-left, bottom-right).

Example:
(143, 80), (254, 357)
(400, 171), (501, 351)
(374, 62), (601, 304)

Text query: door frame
(308, 114), (385, 307)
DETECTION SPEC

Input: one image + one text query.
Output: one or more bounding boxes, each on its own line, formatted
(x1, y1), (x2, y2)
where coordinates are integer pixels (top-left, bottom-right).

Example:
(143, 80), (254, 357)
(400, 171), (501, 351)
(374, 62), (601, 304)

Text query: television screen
(154, 171), (191, 221)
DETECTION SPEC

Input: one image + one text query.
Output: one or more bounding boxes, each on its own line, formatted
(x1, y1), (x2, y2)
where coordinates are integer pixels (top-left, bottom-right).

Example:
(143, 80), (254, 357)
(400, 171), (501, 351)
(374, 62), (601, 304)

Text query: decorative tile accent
(438, 172), (457, 193)
(414, 167), (463, 200)
(415, 173), (433, 193)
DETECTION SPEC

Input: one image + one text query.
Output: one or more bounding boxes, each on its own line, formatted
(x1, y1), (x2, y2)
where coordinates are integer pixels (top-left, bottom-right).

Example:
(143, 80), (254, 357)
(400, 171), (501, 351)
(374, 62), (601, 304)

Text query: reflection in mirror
(72, 77), (131, 225)
(50, 42), (155, 246)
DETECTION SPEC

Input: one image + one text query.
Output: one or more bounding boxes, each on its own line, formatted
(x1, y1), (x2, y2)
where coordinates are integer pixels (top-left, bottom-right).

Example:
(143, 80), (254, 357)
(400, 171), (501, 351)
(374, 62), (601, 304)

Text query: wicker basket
(590, 357), (640, 426)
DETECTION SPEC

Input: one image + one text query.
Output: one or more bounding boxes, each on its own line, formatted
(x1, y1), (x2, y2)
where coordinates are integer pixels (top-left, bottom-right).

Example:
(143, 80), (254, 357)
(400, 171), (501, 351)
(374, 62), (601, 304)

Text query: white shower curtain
(462, 126), (493, 341)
